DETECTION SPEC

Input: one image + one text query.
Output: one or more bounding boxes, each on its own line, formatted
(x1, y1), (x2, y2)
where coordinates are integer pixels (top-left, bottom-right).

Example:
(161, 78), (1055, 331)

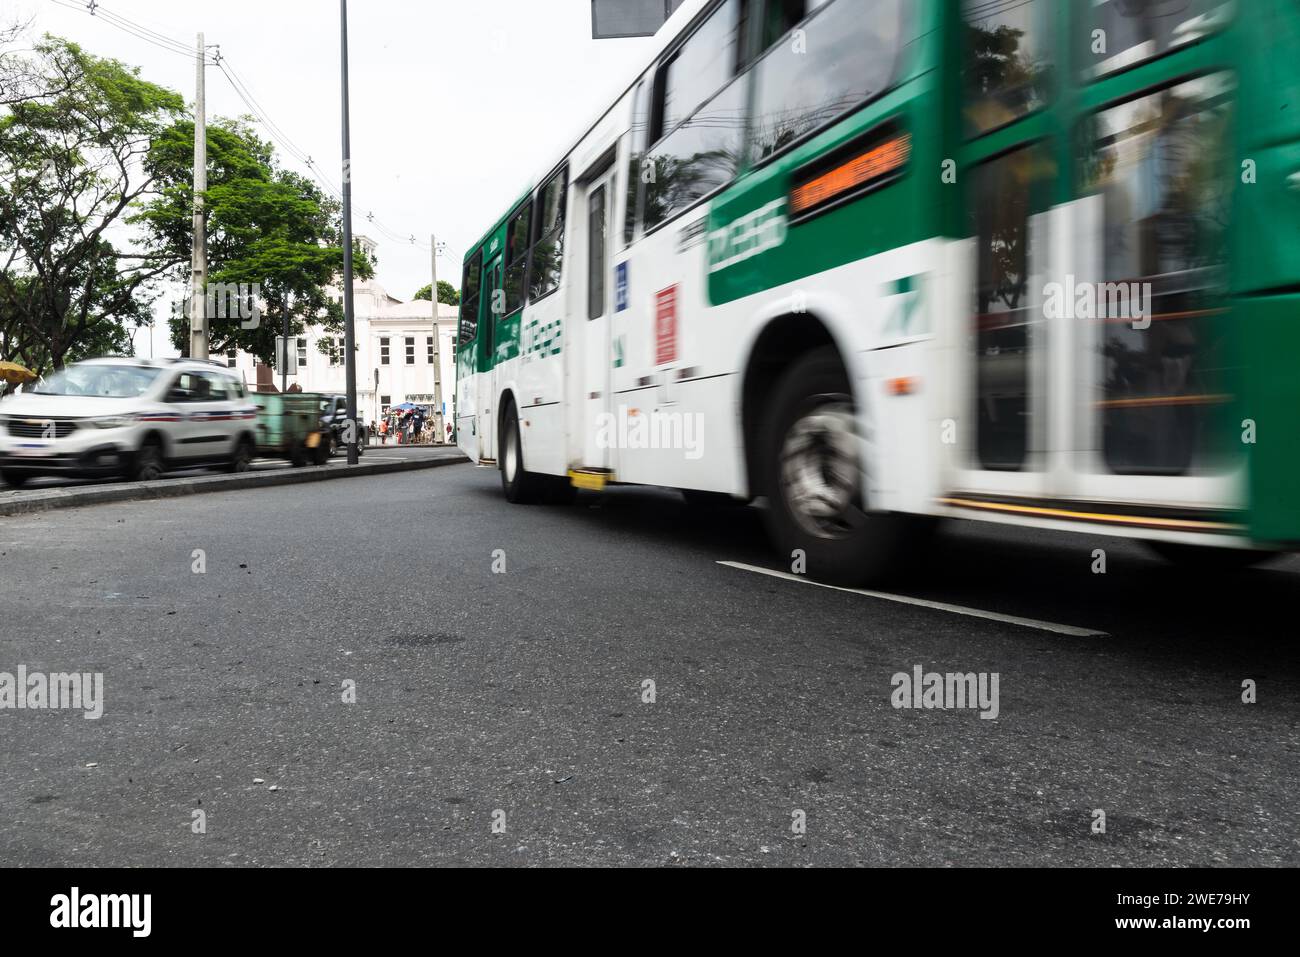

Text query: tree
(412, 280), (459, 306)
(136, 116), (373, 365)
(0, 37), (184, 373)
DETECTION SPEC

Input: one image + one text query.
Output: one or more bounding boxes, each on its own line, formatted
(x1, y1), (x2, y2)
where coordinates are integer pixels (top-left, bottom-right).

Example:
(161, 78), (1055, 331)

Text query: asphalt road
(1, 464), (1296, 866)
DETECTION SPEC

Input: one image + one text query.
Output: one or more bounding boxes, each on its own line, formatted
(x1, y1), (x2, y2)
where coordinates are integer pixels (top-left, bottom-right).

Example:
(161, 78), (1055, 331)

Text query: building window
(328, 337), (343, 367)
(380, 394), (391, 414)
(297, 338), (307, 368)
(226, 348), (237, 369)
(405, 336), (415, 365)
(426, 335), (435, 363)
(380, 337), (390, 366)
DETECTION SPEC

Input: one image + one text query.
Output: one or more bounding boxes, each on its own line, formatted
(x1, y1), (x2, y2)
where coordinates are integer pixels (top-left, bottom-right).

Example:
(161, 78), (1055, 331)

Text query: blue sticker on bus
(615, 261), (629, 312)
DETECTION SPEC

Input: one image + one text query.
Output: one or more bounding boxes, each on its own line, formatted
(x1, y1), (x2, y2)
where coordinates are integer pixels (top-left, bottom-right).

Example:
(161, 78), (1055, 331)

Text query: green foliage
(412, 280), (460, 305)
(2, 31), (390, 375)
(0, 37), (183, 373)
(137, 117), (373, 365)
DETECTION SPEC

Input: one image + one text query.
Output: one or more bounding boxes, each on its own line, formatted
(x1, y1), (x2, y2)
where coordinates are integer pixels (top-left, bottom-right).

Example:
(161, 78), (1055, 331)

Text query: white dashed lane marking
(718, 561), (1109, 638)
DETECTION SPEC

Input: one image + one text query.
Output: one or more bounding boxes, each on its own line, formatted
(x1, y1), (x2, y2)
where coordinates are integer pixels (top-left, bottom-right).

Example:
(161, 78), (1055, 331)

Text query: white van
(0, 357), (258, 487)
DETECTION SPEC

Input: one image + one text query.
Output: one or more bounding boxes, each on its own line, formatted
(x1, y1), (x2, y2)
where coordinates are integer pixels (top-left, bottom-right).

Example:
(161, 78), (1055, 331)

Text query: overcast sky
(10, 0), (656, 356)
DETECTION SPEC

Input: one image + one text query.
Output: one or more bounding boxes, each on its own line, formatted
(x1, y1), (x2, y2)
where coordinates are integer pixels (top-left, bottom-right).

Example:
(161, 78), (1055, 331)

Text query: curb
(0, 452), (469, 517)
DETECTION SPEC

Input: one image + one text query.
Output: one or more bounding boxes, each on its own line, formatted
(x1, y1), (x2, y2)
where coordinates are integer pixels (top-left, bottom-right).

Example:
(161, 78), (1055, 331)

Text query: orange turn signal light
(887, 376), (918, 396)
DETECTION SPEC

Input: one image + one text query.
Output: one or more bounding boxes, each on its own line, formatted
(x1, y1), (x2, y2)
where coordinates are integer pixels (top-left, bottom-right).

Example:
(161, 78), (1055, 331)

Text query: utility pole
(189, 32), (208, 360)
(430, 234), (445, 445)
(339, 0), (359, 465)
(281, 293), (290, 394)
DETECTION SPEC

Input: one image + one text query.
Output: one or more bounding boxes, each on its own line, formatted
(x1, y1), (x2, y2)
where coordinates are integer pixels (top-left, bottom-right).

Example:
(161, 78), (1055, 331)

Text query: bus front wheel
(501, 406), (572, 504)
(760, 347), (918, 586)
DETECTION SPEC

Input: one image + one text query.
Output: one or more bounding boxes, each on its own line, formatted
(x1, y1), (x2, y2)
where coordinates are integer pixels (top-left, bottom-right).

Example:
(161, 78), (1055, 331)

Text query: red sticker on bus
(655, 285), (677, 365)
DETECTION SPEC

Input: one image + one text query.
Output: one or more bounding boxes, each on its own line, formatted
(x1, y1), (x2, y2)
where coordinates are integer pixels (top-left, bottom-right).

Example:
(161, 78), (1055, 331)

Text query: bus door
(579, 163), (617, 472)
(478, 254), (503, 462)
(1065, 2), (1240, 516)
(948, 0), (1058, 507)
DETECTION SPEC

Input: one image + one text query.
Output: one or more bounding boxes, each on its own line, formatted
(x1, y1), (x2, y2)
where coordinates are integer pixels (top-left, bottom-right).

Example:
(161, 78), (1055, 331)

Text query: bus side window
(588, 184), (607, 321)
(483, 259), (502, 354)
(970, 144), (1053, 473)
(529, 167), (568, 301)
(758, 0), (819, 55)
(640, 0), (747, 230)
(1084, 76), (1233, 476)
(458, 249), (483, 345)
(624, 80), (648, 246)
(504, 204), (531, 315)
(748, 0), (905, 164)
(962, 0), (1052, 137)
(1084, 0), (1230, 79)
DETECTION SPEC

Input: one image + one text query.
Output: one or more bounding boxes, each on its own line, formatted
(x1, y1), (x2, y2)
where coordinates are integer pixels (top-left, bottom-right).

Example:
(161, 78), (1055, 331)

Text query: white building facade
(226, 237), (457, 428)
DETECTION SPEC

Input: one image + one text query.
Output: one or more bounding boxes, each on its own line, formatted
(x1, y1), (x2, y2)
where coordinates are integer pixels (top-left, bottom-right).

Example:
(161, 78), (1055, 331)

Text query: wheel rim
(778, 396), (862, 540)
(504, 423), (519, 482)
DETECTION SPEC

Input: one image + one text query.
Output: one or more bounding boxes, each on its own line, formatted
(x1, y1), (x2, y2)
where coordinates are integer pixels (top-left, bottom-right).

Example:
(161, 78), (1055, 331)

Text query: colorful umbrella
(0, 361), (37, 385)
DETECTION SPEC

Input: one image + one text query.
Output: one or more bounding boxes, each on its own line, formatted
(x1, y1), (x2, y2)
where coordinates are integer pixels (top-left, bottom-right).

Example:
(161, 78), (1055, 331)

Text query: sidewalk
(0, 445), (468, 517)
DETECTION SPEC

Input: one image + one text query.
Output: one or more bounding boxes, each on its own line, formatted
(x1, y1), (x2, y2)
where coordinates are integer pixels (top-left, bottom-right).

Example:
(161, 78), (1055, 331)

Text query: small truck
(251, 392), (331, 467)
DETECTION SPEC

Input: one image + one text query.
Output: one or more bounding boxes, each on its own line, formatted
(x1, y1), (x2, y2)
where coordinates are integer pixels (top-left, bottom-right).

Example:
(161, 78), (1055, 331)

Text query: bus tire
(760, 346), (914, 586)
(501, 406), (546, 504)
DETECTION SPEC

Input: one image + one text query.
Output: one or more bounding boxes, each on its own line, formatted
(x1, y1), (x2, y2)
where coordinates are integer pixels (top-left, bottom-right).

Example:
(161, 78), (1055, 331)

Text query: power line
(44, 0), (432, 253)
(213, 57), (427, 252)
(47, 0), (216, 63)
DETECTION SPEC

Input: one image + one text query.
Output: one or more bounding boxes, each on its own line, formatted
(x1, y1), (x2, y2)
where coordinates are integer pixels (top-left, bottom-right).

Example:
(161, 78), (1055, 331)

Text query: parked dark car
(316, 393), (366, 457)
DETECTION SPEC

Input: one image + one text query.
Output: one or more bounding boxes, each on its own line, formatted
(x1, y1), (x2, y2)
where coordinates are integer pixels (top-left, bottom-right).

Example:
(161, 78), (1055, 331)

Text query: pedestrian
(379, 417), (388, 445)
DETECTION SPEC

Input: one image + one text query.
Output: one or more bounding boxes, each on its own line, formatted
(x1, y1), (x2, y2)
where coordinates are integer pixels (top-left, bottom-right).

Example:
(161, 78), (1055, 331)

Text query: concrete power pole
(189, 32), (208, 360)
(339, 0), (359, 465)
(430, 234), (445, 445)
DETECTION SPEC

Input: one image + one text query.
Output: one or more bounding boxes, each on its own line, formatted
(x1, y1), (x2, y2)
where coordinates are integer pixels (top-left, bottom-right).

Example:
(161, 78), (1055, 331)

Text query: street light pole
(430, 233), (445, 445)
(339, 0), (359, 465)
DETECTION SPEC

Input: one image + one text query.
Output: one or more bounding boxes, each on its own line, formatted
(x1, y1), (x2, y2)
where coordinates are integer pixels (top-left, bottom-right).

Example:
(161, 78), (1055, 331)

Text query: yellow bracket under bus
(568, 469), (613, 491)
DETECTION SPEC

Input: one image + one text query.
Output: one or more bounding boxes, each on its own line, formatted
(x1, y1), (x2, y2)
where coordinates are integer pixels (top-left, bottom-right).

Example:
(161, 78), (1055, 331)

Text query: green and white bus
(455, 0), (1300, 584)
